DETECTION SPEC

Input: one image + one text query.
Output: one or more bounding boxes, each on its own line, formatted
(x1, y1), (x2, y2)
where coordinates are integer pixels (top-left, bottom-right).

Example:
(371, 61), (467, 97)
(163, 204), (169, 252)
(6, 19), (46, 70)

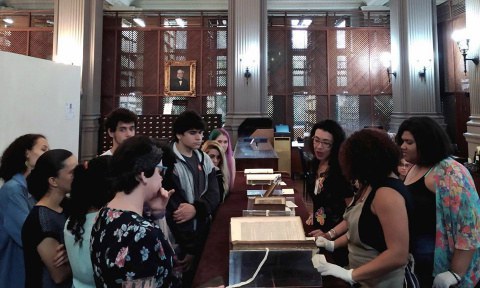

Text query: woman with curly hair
(396, 116), (480, 288)
(202, 140), (229, 201)
(305, 120), (353, 267)
(209, 128), (236, 190)
(313, 128), (412, 287)
(63, 155), (112, 288)
(0, 134), (49, 288)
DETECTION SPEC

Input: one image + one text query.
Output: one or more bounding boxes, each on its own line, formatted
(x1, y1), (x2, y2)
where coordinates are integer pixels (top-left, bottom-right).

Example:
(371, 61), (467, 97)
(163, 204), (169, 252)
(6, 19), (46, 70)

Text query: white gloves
(315, 236), (335, 252)
(433, 271), (461, 288)
(311, 253), (327, 268)
(311, 254), (355, 285)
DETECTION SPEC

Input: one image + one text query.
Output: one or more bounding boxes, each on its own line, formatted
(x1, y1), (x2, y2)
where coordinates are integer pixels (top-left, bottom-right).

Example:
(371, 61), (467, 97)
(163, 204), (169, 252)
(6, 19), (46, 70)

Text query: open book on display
(230, 216), (315, 250)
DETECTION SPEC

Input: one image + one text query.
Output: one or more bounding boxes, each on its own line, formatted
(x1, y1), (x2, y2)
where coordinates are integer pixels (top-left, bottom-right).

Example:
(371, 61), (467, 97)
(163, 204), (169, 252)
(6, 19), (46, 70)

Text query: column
(224, 0), (268, 144)
(389, 0), (444, 133)
(53, 0), (103, 160)
(464, 0), (480, 160)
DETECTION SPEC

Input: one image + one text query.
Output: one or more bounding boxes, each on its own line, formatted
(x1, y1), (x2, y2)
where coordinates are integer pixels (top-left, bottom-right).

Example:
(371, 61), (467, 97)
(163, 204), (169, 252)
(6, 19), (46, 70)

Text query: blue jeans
(413, 234), (435, 287)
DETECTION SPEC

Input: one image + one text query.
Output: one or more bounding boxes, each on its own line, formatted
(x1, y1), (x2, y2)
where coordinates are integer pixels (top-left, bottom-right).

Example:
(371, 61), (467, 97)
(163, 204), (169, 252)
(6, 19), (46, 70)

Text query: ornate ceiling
(1, 0), (448, 11)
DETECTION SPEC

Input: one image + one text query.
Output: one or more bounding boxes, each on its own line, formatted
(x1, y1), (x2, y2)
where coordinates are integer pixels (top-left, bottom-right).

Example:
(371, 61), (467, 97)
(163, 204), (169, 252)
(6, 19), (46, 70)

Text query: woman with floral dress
(90, 135), (179, 288)
(396, 116), (480, 288)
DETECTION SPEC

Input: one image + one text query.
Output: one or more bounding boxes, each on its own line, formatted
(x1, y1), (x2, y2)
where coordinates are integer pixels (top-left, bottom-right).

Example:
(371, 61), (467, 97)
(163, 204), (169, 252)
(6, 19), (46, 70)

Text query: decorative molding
(3, 0), (450, 11)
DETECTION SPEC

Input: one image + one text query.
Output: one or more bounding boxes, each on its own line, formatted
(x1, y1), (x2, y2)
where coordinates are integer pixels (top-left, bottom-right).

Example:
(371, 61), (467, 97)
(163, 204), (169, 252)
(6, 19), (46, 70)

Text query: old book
(253, 196), (286, 211)
(246, 173), (281, 185)
(230, 216), (315, 250)
(244, 168), (274, 174)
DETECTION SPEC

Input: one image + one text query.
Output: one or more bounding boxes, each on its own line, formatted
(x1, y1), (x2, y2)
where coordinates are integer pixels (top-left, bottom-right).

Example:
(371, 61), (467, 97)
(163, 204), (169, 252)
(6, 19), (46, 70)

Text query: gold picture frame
(164, 60), (196, 97)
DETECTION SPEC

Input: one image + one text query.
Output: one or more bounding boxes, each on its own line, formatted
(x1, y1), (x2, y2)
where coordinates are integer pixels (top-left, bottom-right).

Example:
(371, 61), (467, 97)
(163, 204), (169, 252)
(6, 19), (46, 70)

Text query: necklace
(314, 167), (329, 195)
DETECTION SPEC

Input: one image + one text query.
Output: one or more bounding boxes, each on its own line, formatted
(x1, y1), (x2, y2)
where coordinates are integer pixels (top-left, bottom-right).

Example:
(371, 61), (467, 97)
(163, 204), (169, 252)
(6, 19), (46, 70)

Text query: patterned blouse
(432, 158), (480, 287)
(90, 207), (179, 288)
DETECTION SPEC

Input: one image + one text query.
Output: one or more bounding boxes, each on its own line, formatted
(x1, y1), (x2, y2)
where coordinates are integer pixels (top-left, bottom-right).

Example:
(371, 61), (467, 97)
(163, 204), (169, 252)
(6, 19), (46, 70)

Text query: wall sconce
(456, 39), (479, 75)
(244, 67), (251, 85)
(418, 66), (426, 78)
(452, 29), (479, 75)
(415, 57), (431, 80)
(386, 68), (396, 83)
(240, 53), (257, 86)
(381, 52), (395, 83)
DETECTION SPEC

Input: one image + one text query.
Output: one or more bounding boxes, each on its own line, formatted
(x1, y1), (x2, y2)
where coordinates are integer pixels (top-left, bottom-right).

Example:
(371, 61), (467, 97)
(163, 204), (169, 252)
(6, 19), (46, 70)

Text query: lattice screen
(102, 12), (229, 117)
(267, 18), (391, 135)
(0, 10), (393, 139)
(0, 31), (28, 55)
(0, 13), (54, 60)
(29, 31), (53, 59)
(373, 95), (393, 131)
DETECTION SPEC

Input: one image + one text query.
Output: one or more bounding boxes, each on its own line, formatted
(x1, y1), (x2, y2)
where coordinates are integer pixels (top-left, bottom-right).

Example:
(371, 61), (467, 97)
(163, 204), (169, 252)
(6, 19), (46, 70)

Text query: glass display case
(228, 249), (323, 287)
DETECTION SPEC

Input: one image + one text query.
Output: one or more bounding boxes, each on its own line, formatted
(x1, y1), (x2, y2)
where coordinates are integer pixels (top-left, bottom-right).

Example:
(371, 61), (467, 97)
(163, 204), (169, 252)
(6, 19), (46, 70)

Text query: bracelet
(448, 270), (461, 284)
(327, 229), (337, 239)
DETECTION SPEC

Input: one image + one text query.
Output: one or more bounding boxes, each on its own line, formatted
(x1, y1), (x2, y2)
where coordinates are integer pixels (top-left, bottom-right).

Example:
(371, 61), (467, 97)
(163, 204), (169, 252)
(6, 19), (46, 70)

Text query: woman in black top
(305, 120), (353, 266)
(22, 149), (77, 288)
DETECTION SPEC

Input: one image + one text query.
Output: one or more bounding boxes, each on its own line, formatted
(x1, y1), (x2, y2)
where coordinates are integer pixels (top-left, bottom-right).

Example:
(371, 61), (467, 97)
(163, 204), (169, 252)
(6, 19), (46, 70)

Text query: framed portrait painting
(164, 60), (196, 97)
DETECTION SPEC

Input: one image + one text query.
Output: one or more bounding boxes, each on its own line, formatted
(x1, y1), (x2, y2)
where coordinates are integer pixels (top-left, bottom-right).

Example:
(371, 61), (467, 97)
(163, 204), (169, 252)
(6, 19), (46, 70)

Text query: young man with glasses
(166, 110), (220, 287)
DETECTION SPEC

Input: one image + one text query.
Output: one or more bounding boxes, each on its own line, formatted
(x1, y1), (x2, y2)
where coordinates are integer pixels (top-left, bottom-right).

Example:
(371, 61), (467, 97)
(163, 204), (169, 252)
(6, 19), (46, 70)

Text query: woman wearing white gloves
(312, 128), (413, 287)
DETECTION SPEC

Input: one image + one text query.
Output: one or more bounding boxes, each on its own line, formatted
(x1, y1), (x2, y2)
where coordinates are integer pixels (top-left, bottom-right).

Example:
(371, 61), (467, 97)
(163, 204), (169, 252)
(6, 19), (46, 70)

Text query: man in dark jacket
(170, 68), (190, 91)
(166, 110), (220, 287)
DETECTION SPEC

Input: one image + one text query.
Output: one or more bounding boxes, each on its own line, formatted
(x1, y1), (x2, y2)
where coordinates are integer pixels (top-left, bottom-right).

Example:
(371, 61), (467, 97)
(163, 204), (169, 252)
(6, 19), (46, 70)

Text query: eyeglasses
(312, 137), (333, 149)
(399, 162), (412, 169)
(156, 164), (168, 176)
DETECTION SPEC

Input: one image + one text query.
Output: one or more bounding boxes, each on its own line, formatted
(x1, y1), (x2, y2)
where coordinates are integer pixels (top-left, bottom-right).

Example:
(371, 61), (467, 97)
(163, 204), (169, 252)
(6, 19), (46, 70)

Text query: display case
(228, 249), (323, 287)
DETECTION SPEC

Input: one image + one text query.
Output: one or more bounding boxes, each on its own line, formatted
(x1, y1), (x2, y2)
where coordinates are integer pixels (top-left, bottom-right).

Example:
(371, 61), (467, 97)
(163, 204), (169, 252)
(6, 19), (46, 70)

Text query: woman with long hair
(396, 116), (480, 288)
(202, 140), (229, 201)
(0, 134), (49, 288)
(64, 155), (112, 288)
(22, 149), (77, 288)
(209, 128), (236, 189)
(306, 120), (353, 267)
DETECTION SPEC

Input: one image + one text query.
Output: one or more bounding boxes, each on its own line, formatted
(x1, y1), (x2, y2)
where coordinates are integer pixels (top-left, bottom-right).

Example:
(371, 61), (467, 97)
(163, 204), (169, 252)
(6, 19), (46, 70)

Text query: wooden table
(192, 173), (348, 288)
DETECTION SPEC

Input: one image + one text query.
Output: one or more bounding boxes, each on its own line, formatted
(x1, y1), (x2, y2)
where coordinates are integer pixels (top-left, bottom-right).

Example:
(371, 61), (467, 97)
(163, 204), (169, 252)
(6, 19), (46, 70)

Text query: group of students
(306, 117), (480, 288)
(0, 108), (236, 288)
(1, 109), (479, 288)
